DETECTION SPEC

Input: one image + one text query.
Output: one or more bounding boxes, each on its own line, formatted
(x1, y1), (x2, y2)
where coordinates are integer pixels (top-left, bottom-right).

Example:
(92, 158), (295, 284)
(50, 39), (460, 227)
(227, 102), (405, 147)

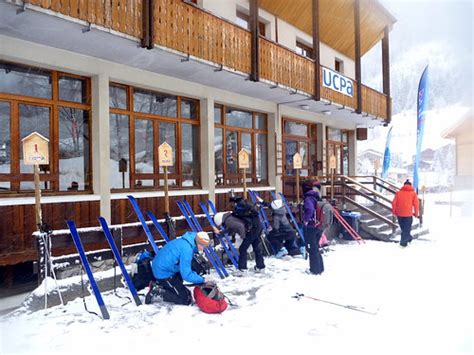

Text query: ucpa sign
(322, 67), (353, 97)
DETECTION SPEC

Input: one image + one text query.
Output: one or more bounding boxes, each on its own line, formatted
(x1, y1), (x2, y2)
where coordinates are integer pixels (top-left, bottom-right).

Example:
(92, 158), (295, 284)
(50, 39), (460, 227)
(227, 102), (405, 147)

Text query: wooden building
(0, 0), (395, 280)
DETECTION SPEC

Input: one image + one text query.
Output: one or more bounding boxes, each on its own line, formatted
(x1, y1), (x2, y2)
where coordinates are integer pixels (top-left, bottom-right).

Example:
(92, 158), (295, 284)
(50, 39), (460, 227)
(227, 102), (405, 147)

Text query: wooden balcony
(27, 0), (389, 120)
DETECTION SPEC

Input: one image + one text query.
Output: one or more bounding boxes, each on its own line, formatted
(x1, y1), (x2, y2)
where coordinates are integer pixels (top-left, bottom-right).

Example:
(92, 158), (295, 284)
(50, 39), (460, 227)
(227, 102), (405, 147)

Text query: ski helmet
(213, 212), (226, 227)
(271, 199), (284, 210)
(195, 231), (210, 249)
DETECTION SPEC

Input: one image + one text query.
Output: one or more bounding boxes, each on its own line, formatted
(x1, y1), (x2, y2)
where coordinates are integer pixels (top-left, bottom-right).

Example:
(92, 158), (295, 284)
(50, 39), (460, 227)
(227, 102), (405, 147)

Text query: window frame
(109, 83), (201, 191)
(326, 127), (350, 175)
(296, 40), (313, 59)
(214, 104), (268, 186)
(236, 9), (267, 37)
(0, 62), (92, 196)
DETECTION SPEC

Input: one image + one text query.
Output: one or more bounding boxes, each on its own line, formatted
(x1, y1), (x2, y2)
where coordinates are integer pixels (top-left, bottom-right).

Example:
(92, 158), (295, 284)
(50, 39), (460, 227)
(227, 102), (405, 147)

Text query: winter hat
(302, 179), (321, 194)
(213, 212), (226, 227)
(195, 232), (210, 249)
(271, 199), (284, 210)
(404, 179), (412, 185)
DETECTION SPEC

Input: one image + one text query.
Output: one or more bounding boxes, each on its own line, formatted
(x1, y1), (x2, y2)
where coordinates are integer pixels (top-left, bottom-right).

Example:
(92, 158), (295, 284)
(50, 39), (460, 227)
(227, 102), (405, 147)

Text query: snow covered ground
(1, 194), (473, 355)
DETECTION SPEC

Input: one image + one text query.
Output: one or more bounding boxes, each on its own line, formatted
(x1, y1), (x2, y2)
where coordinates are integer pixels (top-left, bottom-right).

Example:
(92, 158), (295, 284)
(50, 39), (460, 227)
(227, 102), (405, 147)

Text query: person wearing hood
(267, 199), (299, 258)
(392, 180), (420, 248)
(302, 179), (324, 275)
(147, 231), (212, 305)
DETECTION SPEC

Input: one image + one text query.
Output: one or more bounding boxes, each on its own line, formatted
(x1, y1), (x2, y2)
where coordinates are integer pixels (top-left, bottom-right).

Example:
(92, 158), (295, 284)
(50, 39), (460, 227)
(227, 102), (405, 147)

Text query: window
(335, 58), (344, 73)
(283, 119), (318, 178)
(214, 105), (268, 186)
(109, 84), (200, 190)
(326, 127), (350, 175)
(236, 10), (267, 37)
(0, 61), (91, 194)
(296, 41), (313, 59)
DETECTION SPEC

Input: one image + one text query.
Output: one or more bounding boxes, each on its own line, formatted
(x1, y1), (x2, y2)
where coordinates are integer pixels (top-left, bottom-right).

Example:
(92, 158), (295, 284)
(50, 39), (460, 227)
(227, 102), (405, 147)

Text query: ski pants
(157, 273), (192, 305)
(238, 223), (265, 270)
(397, 216), (413, 247)
(304, 225), (324, 275)
(267, 228), (298, 254)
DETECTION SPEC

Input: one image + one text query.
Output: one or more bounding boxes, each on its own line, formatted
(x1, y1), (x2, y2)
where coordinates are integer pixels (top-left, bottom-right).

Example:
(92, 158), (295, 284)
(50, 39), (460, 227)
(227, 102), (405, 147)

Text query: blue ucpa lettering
(347, 80), (353, 96)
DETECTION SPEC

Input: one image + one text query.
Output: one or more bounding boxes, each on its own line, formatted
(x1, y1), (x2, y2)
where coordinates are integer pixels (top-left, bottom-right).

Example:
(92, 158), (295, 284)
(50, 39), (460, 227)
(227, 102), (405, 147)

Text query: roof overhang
(259, 0), (396, 59)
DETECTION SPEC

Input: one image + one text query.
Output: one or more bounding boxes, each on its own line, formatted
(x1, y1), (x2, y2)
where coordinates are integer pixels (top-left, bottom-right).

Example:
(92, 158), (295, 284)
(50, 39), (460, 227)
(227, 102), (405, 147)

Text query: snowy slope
(0, 194), (473, 355)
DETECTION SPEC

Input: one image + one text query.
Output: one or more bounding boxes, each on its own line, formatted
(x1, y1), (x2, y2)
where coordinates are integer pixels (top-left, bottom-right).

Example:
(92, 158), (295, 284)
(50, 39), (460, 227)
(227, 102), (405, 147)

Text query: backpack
(130, 250), (155, 291)
(193, 284), (228, 314)
(232, 199), (259, 219)
(316, 200), (334, 230)
(192, 253), (210, 276)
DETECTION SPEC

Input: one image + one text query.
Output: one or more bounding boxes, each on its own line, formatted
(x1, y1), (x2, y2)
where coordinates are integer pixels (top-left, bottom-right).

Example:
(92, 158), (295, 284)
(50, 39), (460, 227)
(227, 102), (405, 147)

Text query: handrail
(343, 176), (392, 204)
(343, 184), (391, 211)
(343, 196), (397, 229)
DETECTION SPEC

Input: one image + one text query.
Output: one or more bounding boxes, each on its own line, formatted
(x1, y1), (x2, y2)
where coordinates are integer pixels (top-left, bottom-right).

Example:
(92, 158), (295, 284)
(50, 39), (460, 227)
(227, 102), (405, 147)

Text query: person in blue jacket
(146, 231), (211, 305)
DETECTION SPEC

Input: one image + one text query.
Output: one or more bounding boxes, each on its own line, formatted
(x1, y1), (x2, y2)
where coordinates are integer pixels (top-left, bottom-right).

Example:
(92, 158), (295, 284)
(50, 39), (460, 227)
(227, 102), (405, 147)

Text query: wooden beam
(250, 0), (260, 81)
(141, 0), (153, 49)
(382, 26), (391, 124)
(312, 0), (320, 100)
(354, 0), (362, 114)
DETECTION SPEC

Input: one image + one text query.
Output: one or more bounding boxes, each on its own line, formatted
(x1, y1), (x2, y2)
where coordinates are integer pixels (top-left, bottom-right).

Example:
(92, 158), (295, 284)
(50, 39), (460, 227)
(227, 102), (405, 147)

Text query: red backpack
(193, 284), (228, 314)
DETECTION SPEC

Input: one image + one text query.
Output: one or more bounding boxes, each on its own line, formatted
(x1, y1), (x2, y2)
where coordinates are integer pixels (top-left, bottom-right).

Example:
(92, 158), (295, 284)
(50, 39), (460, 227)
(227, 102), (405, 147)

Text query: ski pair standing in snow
(392, 179), (420, 248)
(146, 231), (214, 305)
(302, 179), (325, 275)
(213, 198), (265, 275)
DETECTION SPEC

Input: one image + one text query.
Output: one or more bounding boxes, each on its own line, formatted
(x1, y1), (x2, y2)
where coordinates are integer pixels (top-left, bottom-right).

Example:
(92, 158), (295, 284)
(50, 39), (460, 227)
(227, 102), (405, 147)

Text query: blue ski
(278, 192), (305, 242)
(67, 220), (110, 320)
(199, 201), (239, 268)
(176, 201), (226, 279)
(99, 217), (142, 306)
(147, 211), (171, 243)
(248, 190), (272, 233)
(180, 200), (229, 277)
(127, 195), (161, 255)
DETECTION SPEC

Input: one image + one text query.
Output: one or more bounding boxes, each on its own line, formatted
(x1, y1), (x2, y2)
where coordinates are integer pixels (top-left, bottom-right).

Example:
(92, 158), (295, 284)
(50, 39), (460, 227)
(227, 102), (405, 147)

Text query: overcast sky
(363, 0), (473, 110)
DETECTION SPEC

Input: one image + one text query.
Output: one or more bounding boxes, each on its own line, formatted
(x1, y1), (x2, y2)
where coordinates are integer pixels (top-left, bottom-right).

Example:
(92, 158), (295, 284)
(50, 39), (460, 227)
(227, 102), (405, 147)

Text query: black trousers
(304, 225), (324, 275)
(238, 223), (265, 270)
(267, 229), (298, 254)
(397, 216), (413, 246)
(157, 274), (192, 305)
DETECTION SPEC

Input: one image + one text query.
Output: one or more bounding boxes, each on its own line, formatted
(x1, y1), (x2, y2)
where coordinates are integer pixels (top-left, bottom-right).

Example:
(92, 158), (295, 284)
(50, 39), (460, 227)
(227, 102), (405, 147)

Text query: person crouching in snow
(267, 199), (299, 258)
(146, 231), (212, 305)
(392, 179), (420, 248)
(213, 209), (265, 275)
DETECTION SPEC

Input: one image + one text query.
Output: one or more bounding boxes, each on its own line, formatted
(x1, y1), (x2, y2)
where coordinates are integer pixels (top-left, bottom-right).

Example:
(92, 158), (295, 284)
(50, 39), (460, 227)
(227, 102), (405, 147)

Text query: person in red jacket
(392, 179), (420, 247)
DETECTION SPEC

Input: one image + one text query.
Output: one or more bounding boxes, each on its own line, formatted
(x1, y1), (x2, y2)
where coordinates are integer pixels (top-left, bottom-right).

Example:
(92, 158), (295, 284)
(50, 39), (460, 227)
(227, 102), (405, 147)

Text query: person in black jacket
(213, 207), (265, 274)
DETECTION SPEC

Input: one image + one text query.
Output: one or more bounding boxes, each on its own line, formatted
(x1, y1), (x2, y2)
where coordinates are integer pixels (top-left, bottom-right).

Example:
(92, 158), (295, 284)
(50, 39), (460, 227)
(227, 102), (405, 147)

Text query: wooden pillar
(312, 0), (321, 100)
(382, 26), (392, 124)
(141, 0), (153, 49)
(354, 0), (362, 114)
(250, 0), (260, 82)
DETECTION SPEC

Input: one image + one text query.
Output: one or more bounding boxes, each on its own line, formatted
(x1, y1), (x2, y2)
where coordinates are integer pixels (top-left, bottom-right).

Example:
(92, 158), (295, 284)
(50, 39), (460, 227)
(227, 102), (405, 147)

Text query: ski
(293, 293), (378, 315)
(278, 192), (306, 243)
(175, 201), (227, 279)
(199, 201), (239, 268)
(146, 211), (171, 243)
(98, 217), (142, 306)
(67, 220), (110, 320)
(127, 195), (161, 255)
(180, 200), (229, 277)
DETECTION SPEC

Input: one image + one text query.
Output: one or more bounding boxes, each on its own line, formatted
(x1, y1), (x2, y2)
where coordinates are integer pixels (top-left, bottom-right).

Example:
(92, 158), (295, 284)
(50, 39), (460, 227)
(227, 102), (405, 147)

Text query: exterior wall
(456, 135), (474, 177)
(201, 0), (355, 77)
(0, 34), (359, 265)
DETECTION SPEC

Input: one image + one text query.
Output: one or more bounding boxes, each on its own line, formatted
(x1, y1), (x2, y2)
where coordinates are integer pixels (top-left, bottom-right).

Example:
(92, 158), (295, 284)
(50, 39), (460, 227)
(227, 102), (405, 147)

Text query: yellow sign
(158, 142), (173, 167)
(238, 149), (250, 169)
(293, 152), (302, 169)
(22, 132), (49, 165)
(329, 155), (337, 170)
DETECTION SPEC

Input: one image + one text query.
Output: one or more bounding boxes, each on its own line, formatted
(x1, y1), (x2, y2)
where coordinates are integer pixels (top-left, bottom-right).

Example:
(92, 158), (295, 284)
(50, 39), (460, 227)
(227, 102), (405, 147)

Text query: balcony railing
(29, 0), (144, 38)
(28, 0), (389, 119)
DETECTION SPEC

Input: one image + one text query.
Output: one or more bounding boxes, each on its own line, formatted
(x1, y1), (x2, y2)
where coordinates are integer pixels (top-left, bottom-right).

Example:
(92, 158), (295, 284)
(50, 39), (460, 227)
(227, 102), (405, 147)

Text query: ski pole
(293, 293), (377, 315)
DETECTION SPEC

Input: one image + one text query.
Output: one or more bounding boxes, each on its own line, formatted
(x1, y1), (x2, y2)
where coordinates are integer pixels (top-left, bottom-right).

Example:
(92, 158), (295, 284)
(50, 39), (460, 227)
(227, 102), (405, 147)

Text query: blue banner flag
(382, 126), (393, 180)
(413, 65), (429, 191)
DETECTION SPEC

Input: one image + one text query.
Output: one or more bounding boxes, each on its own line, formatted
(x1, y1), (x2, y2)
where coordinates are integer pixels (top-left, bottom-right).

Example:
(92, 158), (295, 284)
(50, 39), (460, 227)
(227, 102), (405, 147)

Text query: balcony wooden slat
(51, 0), (61, 12)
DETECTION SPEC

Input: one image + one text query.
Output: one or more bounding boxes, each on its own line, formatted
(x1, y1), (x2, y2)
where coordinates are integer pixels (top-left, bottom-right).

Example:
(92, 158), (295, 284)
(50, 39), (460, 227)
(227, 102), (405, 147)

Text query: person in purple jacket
(302, 179), (324, 275)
